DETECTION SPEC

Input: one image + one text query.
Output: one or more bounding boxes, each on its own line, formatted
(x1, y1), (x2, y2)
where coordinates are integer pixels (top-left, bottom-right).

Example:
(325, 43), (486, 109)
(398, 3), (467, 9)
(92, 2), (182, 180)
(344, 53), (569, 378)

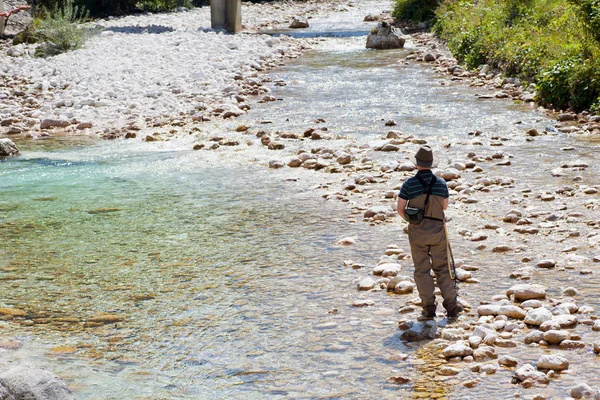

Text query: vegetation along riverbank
(393, 0), (600, 113)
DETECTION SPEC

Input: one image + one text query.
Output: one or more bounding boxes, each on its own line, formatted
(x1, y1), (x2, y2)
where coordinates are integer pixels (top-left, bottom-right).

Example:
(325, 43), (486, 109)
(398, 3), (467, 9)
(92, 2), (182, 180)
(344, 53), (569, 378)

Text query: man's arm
(443, 197), (448, 210)
(397, 197), (407, 220)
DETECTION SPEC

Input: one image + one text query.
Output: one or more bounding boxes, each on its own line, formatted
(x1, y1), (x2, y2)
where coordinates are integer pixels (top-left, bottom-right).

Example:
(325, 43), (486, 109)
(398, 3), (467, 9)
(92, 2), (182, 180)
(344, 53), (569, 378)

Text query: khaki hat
(409, 145), (438, 168)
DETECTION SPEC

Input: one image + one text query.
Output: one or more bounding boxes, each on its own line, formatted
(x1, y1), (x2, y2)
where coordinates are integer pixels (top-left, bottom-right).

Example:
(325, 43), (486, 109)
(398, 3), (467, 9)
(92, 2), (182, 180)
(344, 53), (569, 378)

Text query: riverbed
(2, 0), (600, 399)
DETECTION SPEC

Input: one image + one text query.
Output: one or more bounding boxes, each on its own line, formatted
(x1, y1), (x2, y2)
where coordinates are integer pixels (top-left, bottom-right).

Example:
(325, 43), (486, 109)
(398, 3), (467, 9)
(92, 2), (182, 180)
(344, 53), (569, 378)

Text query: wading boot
(417, 305), (436, 321)
(446, 304), (464, 323)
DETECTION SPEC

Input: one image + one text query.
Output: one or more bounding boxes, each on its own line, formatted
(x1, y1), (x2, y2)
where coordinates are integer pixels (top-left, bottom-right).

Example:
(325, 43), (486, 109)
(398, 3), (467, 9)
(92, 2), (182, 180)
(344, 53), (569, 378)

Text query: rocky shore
(2, 0), (600, 398)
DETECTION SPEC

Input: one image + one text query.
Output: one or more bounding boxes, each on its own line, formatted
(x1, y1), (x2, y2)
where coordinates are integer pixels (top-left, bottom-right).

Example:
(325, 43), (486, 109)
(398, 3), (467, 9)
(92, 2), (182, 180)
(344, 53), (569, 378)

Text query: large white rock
(0, 138), (19, 157)
(0, 366), (75, 400)
(543, 330), (570, 345)
(442, 342), (473, 358)
(498, 305), (527, 319)
(357, 277), (376, 291)
(524, 308), (553, 326)
(373, 262), (402, 277)
(514, 364), (550, 384)
(569, 383), (599, 399)
(366, 22), (405, 49)
(537, 354), (569, 371)
(507, 284), (547, 301)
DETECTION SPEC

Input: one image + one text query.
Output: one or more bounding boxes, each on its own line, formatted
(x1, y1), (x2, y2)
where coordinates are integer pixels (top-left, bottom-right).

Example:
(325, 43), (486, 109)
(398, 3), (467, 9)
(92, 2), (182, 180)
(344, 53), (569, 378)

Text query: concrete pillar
(210, 0), (241, 33)
(0, 0), (6, 36)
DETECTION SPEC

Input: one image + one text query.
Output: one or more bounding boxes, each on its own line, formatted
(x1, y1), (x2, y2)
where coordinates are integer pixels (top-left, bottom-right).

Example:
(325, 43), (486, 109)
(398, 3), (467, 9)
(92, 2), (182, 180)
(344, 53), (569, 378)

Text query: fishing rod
(445, 224), (459, 295)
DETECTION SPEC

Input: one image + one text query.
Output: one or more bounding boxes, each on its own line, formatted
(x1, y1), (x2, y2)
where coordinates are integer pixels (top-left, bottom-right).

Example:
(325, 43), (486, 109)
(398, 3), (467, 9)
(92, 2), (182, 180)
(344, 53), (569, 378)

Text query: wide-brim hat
(409, 145), (438, 168)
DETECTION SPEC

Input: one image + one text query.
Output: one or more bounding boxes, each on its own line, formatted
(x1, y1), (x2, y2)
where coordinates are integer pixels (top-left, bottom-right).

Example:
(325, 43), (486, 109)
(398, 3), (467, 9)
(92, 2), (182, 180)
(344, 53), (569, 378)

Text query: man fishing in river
(397, 145), (462, 322)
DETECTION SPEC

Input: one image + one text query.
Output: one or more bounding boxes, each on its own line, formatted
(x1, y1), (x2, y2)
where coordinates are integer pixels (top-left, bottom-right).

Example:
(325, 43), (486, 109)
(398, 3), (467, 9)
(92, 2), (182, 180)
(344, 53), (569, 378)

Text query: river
(2, 1), (600, 399)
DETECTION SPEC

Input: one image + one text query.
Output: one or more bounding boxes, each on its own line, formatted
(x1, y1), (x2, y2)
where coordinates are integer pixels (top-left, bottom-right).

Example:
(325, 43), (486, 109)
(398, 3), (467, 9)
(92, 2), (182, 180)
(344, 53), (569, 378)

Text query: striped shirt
(399, 170), (449, 200)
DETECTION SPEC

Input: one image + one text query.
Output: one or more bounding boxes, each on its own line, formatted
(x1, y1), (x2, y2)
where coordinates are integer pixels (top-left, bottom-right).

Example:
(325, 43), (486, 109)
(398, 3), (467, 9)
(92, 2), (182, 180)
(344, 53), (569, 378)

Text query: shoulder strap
(416, 174), (437, 208)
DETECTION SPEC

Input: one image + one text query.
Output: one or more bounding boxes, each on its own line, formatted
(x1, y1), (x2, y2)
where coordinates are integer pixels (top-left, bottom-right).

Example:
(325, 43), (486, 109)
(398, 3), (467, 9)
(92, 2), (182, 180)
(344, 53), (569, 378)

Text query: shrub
(35, 0), (92, 57)
(434, 0), (600, 111)
(392, 0), (440, 23)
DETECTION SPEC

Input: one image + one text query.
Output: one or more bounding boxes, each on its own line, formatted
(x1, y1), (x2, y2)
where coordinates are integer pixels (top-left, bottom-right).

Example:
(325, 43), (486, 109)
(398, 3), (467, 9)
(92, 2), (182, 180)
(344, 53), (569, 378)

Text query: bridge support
(210, 0), (241, 33)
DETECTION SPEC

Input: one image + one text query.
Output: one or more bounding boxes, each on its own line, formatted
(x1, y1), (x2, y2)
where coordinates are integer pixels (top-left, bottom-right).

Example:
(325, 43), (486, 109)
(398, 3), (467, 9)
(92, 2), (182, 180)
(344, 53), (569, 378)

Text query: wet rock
(507, 284), (547, 301)
(439, 366), (460, 376)
(394, 281), (415, 294)
(594, 342), (600, 354)
(357, 277), (376, 291)
(473, 345), (497, 361)
(513, 364), (549, 385)
(366, 22), (406, 49)
(536, 259), (556, 268)
(389, 375), (410, 384)
(480, 363), (498, 374)
(288, 158), (302, 168)
(558, 340), (586, 350)
(0, 366), (75, 400)
(569, 383), (599, 399)
(524, 308), (553, 326)
(499, 355), (518, 367)
(401, 320), (437, 342)
(363, 205), (395, 220)
(289, 17), (309, 29)
(268, 160), (284, 169)
(499, 305), (526, 319)
(552, 314), (578, 328)
(373, 262), (401, 277)
(542, 330), (570, 345)
(442, 342), (473, 358)
(0, 138), (20, 157)
(40, 119), (70, 129)
(337, 237), (356, 246)
(352, 299), (375, 307)
(537, 354), (568, 371)
(524, 330), (544, 344)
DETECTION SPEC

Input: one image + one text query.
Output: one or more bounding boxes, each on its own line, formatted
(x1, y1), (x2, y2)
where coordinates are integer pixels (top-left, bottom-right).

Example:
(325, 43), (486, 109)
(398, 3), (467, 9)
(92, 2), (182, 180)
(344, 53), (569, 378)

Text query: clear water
(2, 1), (600, 399)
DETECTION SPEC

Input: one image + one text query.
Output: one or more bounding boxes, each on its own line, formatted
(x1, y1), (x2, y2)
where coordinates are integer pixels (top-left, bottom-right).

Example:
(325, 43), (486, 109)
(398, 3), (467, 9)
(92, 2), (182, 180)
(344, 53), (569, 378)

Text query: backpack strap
(416, 174), (445, 222)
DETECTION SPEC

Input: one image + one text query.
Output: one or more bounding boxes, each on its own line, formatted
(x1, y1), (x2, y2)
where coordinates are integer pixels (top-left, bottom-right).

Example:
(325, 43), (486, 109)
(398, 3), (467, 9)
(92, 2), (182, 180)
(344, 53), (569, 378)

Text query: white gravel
(0, 0), (350, 135)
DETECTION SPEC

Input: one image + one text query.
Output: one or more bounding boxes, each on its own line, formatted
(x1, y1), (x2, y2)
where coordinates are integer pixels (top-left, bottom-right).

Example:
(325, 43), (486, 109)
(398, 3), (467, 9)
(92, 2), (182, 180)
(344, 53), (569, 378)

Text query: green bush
(392, 0), (440, 23)
(35, 0), (92, 57)
(136, 0), (193, 13)
(433, 0), (600, 111)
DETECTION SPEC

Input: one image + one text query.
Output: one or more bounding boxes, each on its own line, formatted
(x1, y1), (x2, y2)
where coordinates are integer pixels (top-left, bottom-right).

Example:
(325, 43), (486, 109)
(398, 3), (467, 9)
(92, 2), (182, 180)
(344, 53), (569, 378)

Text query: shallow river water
(2, 1), (600, 399)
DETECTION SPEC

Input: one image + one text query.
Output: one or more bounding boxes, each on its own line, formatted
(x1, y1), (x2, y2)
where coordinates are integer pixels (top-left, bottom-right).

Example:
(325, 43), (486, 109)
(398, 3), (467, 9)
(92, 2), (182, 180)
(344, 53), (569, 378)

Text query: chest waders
(415, 175), (459, 295)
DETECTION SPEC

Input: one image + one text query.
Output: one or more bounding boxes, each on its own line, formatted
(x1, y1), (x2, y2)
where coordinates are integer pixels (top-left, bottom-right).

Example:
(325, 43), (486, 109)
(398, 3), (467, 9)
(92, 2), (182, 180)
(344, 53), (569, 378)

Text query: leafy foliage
(392, 0), (441, 23)
(433, 0), (600, 111)
(35, 0), (92, 57)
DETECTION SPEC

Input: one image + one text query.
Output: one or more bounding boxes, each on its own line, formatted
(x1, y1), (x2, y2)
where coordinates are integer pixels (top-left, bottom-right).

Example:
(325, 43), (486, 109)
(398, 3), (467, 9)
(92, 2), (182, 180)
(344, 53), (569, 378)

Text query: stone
(507, 284), (547, 301)
(366, 22), (406, 49)
(569, 383), (599, 399)
(498, 305), (527, 319)
(394, 281), (415, 294)
(513, 364), (549, 385)
(542, 330), (570, 345)
(0, 138), (20, 157)
(499, 355), (518, 367)
(558, 340), (586, 350)
(289, 17), (309, 29)
(0, 366), (75, 400)
(373, 263), (401, 277)
(357, 277), (376, 291)
(268, 160), (284, 169)
(389, 375), (410, 384)
(439, 366), (460, 376)
(537, 354), (569, 371)
(524, 330), (544, 344)
(480, 363), (498, 374)
(40, 119), (70, 129)
(442, 342), (473, 358)
(473, 345), (497, 361)
(524, 308), (553, 326)
(536, 259), (556, 268)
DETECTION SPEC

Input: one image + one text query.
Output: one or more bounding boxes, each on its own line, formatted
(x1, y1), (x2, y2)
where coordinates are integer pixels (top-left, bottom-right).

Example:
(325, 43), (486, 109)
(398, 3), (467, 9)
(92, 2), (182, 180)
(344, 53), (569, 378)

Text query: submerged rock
(0, 366), (75, 400)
